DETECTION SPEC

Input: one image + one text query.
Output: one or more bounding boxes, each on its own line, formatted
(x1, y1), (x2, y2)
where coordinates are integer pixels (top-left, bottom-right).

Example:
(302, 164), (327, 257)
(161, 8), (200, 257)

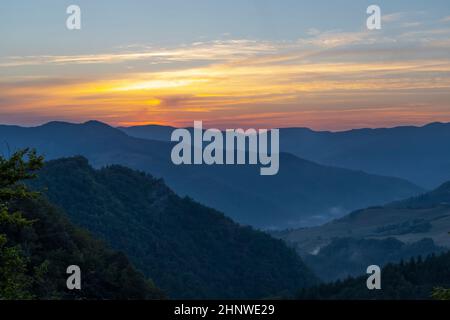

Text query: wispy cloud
(0, 40), (277, 68)
(382, 12), (407, 22)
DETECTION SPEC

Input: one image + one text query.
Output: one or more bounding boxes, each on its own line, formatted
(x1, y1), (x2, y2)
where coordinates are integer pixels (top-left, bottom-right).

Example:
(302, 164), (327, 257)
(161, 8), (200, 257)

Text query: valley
(272, 182), (450, 281)
(273, 205), (450, 255)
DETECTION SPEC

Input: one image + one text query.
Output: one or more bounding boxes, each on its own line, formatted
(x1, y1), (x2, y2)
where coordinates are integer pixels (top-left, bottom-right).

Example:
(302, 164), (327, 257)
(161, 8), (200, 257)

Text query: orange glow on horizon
(2, 39), (450, 130)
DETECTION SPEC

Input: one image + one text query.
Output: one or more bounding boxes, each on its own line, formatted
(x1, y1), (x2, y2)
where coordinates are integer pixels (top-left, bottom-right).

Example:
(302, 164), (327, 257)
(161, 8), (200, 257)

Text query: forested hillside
(0, 150), (164, 299)
(30, 156), (318, 299)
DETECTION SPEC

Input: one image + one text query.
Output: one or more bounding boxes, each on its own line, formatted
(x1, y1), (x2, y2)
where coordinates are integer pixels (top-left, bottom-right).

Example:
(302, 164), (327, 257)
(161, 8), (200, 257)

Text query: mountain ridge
(0, 120), (424, 229)
(120, 121), (450, 188)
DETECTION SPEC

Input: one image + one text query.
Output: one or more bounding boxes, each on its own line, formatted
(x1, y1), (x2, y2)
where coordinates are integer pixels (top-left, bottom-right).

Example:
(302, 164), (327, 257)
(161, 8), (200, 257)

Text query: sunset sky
(1, 0), (450, 130)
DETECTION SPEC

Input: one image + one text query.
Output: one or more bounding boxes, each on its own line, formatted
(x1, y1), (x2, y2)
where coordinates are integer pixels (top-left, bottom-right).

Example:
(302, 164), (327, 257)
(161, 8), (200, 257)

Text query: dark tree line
(298, 251), (450, 300)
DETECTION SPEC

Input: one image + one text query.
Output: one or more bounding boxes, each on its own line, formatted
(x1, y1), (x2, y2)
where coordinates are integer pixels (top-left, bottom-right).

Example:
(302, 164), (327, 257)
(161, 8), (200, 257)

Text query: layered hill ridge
(389, 180), (450, 209)
(121, 122), (450, 188)
(271, 122), (450, 189)
(0, 121), (423, 229)
(30, 156), (318, 299)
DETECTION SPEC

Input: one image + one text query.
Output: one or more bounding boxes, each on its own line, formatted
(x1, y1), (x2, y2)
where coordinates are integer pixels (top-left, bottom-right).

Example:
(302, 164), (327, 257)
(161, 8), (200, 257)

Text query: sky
(1, 0), (450, 130)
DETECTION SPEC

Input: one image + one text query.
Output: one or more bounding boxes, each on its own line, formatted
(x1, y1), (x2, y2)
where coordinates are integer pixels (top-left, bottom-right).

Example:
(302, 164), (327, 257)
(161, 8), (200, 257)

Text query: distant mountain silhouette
(0, 121), (423, 229)
(389, 180), (450, 209)
(30, 157), (318, 299)
(121, 122), (450, 188)
(119, 124), (175, 142)
(280, 123), (450, 189)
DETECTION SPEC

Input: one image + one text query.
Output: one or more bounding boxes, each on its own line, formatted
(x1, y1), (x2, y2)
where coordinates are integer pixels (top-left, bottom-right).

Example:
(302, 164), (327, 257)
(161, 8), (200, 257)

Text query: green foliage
(31, 156), (318, 299)
(0, 148), (42, 234)
(0, 150), (164, 300)
(431, 231), (450, 300)
(432, 287), (450, 300)
(0, 148), (44, 203)
(0, 234), (33, 299)
(0, 149), (42, 299)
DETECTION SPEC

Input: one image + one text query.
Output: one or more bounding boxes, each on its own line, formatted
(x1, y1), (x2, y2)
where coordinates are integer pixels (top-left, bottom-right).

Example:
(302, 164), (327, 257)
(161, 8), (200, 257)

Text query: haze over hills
(0, 120), (423, 229)
(29, 156), (318, 299)
(272, 181), (450, 280)
(274, 181), (450, 252)
(121, 122), (450, 189)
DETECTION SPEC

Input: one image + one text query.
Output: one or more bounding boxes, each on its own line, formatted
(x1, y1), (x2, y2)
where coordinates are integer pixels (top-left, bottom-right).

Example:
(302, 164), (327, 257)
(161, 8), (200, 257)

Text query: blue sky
(2, 0), (449, 55)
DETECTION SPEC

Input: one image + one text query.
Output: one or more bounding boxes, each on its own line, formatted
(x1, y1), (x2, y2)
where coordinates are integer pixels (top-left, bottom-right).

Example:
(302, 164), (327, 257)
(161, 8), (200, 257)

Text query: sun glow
(2, 31), (450, 129)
